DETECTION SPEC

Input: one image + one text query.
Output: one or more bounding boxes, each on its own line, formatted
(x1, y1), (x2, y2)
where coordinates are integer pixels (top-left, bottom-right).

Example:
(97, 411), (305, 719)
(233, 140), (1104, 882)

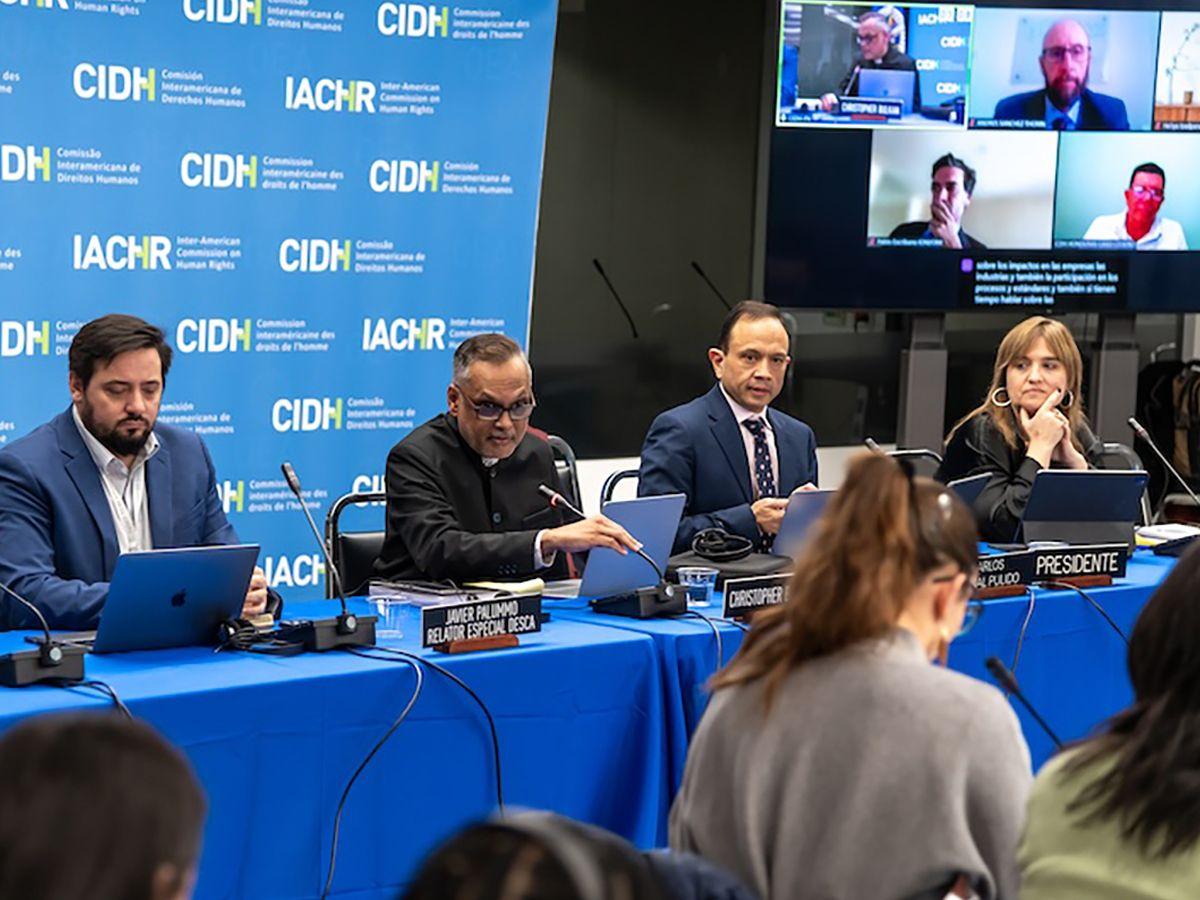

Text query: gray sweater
(669, 629), (1032, 900)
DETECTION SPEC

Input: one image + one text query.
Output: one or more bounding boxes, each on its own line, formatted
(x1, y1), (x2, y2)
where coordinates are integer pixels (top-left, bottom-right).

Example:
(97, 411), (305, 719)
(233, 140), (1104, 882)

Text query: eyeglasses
(1130, 185), (1164, 200)
(1041, 44), (1089, 63)
(856, 31), (886, 44)
(458, 392), (536, 421)
(931, 573), (984, 636)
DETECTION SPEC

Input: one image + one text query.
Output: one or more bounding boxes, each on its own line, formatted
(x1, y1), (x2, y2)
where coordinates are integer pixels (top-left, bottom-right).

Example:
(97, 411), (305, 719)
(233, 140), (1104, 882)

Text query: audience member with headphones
(670, 452), (1032, 900)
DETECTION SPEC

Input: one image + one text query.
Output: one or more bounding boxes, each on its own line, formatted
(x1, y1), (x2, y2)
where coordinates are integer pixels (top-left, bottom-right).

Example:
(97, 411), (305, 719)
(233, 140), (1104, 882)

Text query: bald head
(1040, 19), (1091, 110)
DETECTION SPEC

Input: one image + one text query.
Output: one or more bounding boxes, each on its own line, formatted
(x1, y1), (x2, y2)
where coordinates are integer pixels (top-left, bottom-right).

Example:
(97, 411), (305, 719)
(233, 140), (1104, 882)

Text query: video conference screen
(763, 1), (1200, 311)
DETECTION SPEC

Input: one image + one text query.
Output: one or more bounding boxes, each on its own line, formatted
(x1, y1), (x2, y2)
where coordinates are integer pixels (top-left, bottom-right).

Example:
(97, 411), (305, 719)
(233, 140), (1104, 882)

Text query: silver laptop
(88, 544), (260, 653)
(774, 489), (835, 560)
(857, 69), (915, 115)
(544, 494), (686, 599)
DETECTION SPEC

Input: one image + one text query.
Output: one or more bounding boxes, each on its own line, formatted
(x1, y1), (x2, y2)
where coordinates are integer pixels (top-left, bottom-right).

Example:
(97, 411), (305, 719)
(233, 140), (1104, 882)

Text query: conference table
(0, 549), (1174, 898)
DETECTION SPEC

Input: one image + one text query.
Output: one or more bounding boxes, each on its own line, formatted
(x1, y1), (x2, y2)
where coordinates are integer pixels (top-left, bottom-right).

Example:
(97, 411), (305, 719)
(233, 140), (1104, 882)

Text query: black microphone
(279, 461), (375, 650)
(690, 261), (732, 312)
(0, 581), (85, 687)
(537, 484), (682, 617)
(1128, 416), (1200, 507)
(592, 259), (640, 340)
(985, 656), (1063, 749)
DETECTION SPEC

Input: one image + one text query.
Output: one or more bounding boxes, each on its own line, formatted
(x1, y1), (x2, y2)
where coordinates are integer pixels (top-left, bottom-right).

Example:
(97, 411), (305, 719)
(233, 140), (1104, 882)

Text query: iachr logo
(1, 145), (51, 182)
(369, 159), (439, 194)
(272, 397), (343, 432)
(176, 319), (251, 353)
(279, 238), (350, 273)
(181, 153), (257, 190)
(0, 321), (50, 357)
(264, 553), (324, 589)
(1, 0), (69, 8)
(74, 234), (172, 271)
(284, 76), (376, 113)
(183, 0), (262, 26)
(218, 479), (245, 514)
(362, 317), (446, 352)
(73, 64), (156, 103)
(377, 3), (448, 37)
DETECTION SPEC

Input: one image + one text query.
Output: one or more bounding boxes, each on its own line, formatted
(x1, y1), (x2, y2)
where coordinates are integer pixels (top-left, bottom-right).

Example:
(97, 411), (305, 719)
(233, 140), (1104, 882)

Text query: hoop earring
(989, 388), (1011, 408)
(1059, 389), (1074, 410)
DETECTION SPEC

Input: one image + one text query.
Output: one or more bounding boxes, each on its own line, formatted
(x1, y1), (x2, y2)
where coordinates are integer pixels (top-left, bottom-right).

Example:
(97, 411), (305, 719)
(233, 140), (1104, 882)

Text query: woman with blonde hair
(670, 452), (1031, 900)
(938, 316), (1100, 543)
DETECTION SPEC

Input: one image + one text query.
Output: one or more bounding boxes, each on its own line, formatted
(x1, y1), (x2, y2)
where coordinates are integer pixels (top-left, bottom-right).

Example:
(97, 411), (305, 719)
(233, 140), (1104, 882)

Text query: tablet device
(948, 473), (990, 508)
(91, 544), (260, 653)
(774, 489), (835, 560)
(1022, 470), (1148, 546)
(543, 493), (686, 599)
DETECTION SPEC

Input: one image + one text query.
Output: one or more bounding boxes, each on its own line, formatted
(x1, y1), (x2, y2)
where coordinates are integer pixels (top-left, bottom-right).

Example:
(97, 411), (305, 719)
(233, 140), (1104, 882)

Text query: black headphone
(691, 528), (754, 563)
(216, 618), (306, 657)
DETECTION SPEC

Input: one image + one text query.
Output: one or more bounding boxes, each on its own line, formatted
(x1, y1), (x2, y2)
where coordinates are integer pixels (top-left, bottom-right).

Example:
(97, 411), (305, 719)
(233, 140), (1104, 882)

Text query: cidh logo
(272, 397), (343, 432)
(284, 76), (376, 113)
(73, 234), (172, 270)
(0, 321), (50, 357)
(369, 159), (439, 194)
(362, 317), (446, 352)
(73, 64), (156, 102)
(1, 145), (51, 182)
(176, 319), (251, 353)
(376, 3), (448, 37)
(264, 553), (324, 589)
(217, 479), (245, 514)
(279, 238), (349, 273)
(182, 0), (262, 26)
(181, 153), (257, 189)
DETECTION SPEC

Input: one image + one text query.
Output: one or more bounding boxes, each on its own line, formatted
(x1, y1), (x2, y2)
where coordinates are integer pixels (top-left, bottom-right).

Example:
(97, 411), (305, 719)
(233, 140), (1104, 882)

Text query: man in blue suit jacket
(993, 19), (1129, 131)
(639, 302), (818, 554)
(0, 315), (271, 630)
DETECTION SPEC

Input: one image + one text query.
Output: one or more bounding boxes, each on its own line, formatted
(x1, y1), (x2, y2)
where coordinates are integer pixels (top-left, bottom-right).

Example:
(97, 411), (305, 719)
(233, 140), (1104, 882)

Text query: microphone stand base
(0, 643), (86, 687)
(281, 614), (377, 652)
(591, 585), (686, 619)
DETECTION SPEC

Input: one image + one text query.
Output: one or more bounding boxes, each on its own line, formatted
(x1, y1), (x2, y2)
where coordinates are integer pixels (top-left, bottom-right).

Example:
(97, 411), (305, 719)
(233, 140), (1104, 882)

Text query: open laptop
(857, 69), (915, 115)
(774, 489), (835, 560)
(948, 473), (991, 509)
(544, 494), (686, 599)
(80, 544), (260, 653)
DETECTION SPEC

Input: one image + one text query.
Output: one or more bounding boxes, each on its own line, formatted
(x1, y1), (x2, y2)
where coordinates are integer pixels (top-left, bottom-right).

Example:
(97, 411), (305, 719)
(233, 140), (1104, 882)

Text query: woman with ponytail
(938, 316), (1100, 543)
(1019, 542), (1200, 898)
(669, 452), (1031, 900)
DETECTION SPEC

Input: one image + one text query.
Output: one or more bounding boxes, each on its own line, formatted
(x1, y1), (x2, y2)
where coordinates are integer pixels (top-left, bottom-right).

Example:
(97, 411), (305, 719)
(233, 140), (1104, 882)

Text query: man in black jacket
(889, 153), (987, 250)
(374, 333), (638, 583)
(820, 11), (920, 113)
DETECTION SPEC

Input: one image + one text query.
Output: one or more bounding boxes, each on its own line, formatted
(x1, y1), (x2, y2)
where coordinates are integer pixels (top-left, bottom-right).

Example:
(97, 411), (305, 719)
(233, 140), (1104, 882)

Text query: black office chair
(601, 469), (639, 505)
(324, 491), (386, 599)
(1094, 441), (1154, 526)
(546, 434), (582, 513)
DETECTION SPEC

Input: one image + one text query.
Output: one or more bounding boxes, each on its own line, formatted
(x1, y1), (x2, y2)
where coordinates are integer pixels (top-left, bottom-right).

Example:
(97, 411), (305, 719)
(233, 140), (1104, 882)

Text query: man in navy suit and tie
(0, 314), (272, 629)
(638, 301), (818, 554)
(993, 19), (1129, 131)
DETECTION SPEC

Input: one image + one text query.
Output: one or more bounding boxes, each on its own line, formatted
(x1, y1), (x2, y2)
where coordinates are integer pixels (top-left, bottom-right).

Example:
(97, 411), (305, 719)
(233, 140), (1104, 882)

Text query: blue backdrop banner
(1, 0), (558, 596)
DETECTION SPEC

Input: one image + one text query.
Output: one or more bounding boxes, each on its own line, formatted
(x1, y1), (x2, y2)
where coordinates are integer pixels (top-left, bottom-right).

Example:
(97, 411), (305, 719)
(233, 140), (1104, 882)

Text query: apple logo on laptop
(170, 589), (187, 608)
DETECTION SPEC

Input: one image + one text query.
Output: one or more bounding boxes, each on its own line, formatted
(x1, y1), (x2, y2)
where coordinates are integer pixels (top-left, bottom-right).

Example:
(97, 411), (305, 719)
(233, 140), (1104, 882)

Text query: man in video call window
(819, 11), (920, 113)
(889, 153), (986, 250)
(993, 19), (1129, 131)
(1083, 163), (1188, 250)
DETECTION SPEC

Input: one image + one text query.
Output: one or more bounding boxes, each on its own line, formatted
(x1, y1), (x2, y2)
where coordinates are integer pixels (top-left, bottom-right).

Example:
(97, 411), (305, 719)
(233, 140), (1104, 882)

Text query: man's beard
(1047, 66), (1087, 110)
(79, 400), (152, 458)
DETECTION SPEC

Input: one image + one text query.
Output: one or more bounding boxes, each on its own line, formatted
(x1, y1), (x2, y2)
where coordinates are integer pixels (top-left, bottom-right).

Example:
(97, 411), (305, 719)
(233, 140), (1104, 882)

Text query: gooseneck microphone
(985, 656), (1063, 749)
(279, 462), (375, 651)
(864, 438), (945, 466)
(591, 259), (640, 340)
(689, 261), (732, 312)
(0, 581), (85, 686)
(1128, 416), (1200, 507)
(537, 484), (683, 618)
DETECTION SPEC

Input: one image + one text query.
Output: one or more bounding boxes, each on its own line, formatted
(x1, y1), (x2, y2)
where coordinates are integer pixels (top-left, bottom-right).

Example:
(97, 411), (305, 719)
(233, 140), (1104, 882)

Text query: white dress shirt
(719, 384), (780, 498)
(1083, 213), (1188, 250)
(72, 405), (159, 554)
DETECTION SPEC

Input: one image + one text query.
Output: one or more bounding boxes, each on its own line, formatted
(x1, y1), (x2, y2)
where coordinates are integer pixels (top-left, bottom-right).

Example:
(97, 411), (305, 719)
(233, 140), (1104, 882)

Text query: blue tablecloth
(0, 601), (667, 899)
(950, 550), (1173, 768)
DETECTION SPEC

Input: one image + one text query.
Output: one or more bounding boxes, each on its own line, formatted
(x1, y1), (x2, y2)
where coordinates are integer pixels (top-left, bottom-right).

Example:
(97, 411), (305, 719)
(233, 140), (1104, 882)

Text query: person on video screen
(820, 11), (920, 113)
(993, 19), (1128, 130)
(1083, 163), (1188, 250)
(889, 154), (986, 250)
